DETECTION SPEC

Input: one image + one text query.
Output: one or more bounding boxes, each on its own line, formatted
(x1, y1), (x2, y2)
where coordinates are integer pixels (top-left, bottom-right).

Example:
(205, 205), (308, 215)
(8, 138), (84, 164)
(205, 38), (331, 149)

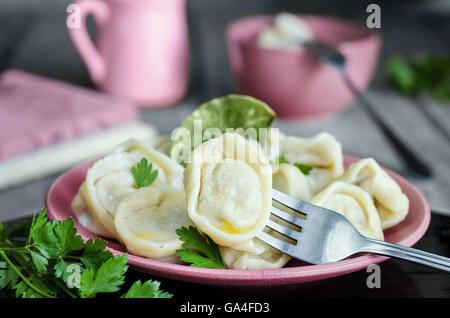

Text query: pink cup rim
(226, 14), (381, 56)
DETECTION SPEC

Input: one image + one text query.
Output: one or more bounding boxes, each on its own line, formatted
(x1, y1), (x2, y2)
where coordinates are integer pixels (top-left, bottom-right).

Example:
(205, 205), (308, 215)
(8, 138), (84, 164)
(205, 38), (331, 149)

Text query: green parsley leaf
(0, 209), (172, 299)
(272, 155), (314, 175)
(386, 54), (450, 101)
(30, 251), (48, 273)
(53, 218), (84, 253)
(79, 254), (128, 298)
(386, 56), (416, 94)
(28, 210), (48, 245)
(121, 280), (173, 298)
(29, 210), (60, 261)
(0, 262), (19, 289)
(12, 281), (33, 298)
(80, 239), (113, 271)
(276, 155), (290, 164)
(12, 274), (58, 298)
(175, 226), (226, 269)
(131, 158), (159, 188)
(54, 260), (81, 284)
(294, 162), (314, 175)
(28, 210), (84, 272)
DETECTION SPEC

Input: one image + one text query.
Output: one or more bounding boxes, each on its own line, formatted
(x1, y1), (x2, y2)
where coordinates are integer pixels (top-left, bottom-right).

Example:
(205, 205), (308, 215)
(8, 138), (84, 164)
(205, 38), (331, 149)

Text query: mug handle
(67, 0), (109, 85)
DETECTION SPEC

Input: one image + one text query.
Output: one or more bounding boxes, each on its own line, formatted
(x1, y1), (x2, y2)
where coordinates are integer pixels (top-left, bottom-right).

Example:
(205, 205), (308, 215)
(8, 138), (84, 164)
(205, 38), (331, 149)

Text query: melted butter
(134, 231), (164, 241)
(218, 220), (252, 234)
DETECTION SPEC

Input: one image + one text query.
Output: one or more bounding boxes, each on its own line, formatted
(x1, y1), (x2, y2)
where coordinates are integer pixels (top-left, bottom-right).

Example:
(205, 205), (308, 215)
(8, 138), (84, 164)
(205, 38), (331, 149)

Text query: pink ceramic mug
(68, 0), (189, 108)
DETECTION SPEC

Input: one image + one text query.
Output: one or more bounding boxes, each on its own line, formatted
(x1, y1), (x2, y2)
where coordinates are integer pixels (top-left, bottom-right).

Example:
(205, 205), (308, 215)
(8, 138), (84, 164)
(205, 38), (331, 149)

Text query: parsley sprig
(0, 209), (171, 298)
(293, 162), (314, 175)
(273, 155), (314, 175)
(175, 226), (226, 269)
(131, 158), (159, 189)
(386, 54), (450, 101)
(276, 155), (290, 165)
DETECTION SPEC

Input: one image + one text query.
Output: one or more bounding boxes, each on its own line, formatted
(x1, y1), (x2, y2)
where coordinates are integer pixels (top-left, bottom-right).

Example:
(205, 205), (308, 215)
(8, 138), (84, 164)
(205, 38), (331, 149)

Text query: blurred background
(0, 0), (449, 221)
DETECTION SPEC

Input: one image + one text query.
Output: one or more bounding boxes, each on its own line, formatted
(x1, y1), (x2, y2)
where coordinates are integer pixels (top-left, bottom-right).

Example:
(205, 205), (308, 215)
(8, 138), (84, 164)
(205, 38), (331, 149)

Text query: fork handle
(340, 71), (432, 179)
(362, 238), (450, 273)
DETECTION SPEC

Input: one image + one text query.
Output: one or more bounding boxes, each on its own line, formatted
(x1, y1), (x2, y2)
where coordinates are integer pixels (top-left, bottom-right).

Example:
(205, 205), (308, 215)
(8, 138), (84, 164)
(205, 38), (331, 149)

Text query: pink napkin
(0, 69), (138, 161)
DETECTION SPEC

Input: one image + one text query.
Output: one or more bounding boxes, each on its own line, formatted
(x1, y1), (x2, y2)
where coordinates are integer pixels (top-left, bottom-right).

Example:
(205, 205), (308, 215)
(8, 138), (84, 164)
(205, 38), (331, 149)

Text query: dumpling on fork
(338, 158), (409, 229)
(310, 181), (384, 240)
(72, 139), (184, 239)
(184, 133), (272, 253)
(219, 206), (302, 269)
(219, 236), (291, 270)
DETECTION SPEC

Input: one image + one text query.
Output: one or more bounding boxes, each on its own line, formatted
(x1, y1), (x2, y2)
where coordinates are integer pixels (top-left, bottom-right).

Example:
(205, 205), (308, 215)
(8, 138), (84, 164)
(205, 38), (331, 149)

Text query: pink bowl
(226, 15), (382, 121)
(45, 155), (430, 286)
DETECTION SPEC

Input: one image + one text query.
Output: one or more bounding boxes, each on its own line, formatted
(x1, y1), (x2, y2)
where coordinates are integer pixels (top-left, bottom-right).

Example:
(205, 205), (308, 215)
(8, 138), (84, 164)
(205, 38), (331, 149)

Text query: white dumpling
(80, 152), (137, 238)
(144, 135), (172, 157)
(278, 132), (344, 195)
(220, 237), (291, 270)
(279, 132), (344, 180)
(114, 186), (193, 259)
(272, 163), (312, 201)
(80, 139), (184, 238)
(262, 128), (284, 163)
(220, 210), (296, 270)
(113, 139), (184, 190)
(310, 181), (384, 240)
(184, 133), (272, 253)
(338, 158), (409, 229)
(71, 182), (114, 238)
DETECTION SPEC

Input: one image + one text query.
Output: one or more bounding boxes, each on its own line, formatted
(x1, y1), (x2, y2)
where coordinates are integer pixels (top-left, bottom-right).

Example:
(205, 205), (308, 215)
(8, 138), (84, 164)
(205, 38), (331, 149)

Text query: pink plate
(45, 155), (430, 286)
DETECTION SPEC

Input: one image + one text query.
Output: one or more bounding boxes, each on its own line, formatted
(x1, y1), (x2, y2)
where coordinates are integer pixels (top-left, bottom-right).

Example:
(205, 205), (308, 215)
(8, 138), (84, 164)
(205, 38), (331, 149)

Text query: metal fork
(257, 189), (450, 273)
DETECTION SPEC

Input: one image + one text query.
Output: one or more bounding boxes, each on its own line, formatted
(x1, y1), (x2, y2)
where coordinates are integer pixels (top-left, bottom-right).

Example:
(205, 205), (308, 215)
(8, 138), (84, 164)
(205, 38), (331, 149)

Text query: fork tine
(272, 189), (310, 215)
(266, 219), (302, 241)
(273, 188), (340, 217)
(257, 231), (295, 254)
(271, 205), (307, 228)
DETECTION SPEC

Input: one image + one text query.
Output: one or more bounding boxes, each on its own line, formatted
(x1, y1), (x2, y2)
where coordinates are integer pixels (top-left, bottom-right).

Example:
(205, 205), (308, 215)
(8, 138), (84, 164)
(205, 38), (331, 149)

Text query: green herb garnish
(386, 54), (450, 101)
(0, 209), (171, 298)
(131, 158), (158, 189)
(175, 226), (226, 269)
(293, 162), (314, 175)
(121, 280), (173, 298)
(275, 155), (289, 164)
(272, 155), (314, 175)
